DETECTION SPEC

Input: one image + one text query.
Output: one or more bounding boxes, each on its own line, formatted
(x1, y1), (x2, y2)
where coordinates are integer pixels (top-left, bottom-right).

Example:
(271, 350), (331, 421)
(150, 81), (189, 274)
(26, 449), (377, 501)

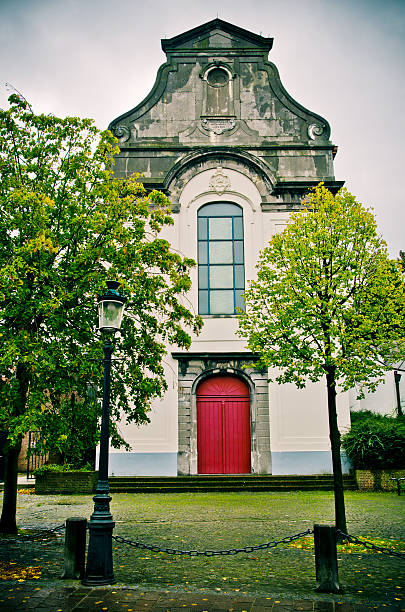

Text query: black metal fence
(26, 431), (48, 479)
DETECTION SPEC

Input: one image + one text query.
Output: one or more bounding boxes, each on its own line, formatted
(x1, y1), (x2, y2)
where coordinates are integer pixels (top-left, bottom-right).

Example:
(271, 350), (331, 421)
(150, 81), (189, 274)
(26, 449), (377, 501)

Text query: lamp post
(83, 281), (126, 586)
(393, 362), (404, 418)
(390, 359), (405, 418)
(394, 371), (402, 417)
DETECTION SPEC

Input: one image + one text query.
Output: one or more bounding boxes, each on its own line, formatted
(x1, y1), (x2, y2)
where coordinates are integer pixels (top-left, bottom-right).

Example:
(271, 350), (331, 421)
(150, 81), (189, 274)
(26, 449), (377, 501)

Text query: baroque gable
(109, 18), (342, 209)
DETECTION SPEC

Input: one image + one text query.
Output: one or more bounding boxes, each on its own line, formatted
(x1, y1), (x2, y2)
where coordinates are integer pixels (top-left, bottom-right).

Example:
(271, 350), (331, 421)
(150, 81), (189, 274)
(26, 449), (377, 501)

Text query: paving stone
(293, 601), (314, 610)
(313, 603), (334, 611)
(0, 587), (404, 612)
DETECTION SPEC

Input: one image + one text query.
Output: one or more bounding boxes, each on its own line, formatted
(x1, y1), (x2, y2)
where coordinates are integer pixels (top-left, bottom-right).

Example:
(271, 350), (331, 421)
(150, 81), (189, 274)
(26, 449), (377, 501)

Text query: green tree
(34, 393), (100, 468)
(0, 95), (202, 533)
(237, 184), (405, 533)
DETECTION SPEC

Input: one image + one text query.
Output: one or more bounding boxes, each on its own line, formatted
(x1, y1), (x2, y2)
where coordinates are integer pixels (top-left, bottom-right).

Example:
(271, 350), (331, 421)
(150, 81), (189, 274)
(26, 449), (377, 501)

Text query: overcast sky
(1, 0), (404, 256)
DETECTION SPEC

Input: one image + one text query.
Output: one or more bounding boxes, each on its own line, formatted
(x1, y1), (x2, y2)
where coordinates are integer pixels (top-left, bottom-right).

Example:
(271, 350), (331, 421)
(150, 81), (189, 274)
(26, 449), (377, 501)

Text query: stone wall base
(355, 469), (405, 491)
(35, 471), (98, 495)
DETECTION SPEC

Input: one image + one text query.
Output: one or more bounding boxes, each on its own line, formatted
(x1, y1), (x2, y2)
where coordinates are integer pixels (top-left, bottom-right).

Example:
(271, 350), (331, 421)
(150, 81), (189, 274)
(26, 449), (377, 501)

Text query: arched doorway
(197, 374), (251, 474)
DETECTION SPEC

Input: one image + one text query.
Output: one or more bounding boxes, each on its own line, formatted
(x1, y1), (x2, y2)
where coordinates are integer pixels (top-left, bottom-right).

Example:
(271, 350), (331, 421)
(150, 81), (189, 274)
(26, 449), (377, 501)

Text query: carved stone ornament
(113, 124), (130, 143)
(209, 167), (231, 194)
(217, 362), (230, 370)
(307, 123), (325, 140)
(201, 118), (236, 135)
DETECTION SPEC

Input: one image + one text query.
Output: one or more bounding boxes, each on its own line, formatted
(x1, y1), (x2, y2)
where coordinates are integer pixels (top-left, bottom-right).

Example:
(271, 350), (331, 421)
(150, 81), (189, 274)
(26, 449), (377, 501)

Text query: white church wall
(349, 370), (405, 417)
(189, 316), (245, 352)
(269, 373), (351, 475)
(108, 358), (179, 476)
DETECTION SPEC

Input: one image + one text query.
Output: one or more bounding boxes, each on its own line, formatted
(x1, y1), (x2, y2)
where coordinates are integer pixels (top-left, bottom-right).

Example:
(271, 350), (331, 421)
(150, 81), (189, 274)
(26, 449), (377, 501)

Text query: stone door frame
(172, 352), (271, 475)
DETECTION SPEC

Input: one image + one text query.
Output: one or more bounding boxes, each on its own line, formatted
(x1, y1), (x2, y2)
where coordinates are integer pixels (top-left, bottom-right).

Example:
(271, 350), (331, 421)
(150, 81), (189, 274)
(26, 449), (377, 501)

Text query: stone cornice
(172, 352), (258, 360)
(273, 180), (345, 195)
(161, 18), (273, 55)
(117, 144), (338, 153)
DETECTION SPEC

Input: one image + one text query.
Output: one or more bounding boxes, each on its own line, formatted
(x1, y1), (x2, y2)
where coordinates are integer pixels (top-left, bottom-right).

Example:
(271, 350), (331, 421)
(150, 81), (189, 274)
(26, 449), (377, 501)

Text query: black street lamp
(394, 371), (402, 417)
(391, 359), (405, 418)
(83, 281), (127, 586)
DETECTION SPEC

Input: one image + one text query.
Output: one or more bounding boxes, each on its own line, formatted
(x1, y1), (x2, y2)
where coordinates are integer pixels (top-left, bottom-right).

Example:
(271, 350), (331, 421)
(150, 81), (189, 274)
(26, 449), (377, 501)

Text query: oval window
(206, 68), (229, 88)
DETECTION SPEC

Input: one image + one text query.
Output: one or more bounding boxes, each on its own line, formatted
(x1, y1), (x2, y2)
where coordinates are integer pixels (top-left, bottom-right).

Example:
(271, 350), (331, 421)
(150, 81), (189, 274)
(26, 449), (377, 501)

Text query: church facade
(105, 19), (395, 477)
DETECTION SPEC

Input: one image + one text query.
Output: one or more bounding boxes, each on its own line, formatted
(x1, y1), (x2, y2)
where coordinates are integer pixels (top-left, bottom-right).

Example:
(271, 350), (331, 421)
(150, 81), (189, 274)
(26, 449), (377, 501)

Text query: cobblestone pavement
(0, 583), (403, 612)
(1, 490), (404, 610)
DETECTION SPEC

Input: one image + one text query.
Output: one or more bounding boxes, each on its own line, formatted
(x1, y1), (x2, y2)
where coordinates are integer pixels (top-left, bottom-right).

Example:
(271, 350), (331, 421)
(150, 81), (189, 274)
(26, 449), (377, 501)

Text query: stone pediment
(108, 19), (339, 198)
(161, 18), (273, 55)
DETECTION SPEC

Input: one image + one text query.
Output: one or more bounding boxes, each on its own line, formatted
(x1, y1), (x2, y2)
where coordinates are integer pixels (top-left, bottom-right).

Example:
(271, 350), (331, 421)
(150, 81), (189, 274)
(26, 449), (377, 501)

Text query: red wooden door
(197, 375), (251, 474)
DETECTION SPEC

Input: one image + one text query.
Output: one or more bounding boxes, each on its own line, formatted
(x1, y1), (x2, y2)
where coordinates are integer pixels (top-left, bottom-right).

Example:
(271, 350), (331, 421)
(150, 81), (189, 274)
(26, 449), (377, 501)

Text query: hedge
(342, 411), (405, 469)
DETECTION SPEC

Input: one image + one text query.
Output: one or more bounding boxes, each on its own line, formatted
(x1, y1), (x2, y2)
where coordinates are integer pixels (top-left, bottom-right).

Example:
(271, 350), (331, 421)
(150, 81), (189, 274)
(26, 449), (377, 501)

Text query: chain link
(0, 524), (65, 545)
(337, 530), (405, 559)
(112, 528), (313, 557)
(4, 523), (403, 561)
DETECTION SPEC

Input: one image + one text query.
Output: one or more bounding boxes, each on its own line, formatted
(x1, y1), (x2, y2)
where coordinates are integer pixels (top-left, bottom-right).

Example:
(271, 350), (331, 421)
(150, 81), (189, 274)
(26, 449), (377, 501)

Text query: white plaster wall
(269, 373), (351, 453)
(109, 357), (179, 454)
(349, 370), (405, 417)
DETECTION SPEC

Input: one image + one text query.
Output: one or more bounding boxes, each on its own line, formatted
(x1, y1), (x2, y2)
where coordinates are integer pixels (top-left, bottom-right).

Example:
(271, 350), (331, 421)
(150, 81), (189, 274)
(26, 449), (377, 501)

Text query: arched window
(197, 202), (245, 315)
(205, 66), (231, 115)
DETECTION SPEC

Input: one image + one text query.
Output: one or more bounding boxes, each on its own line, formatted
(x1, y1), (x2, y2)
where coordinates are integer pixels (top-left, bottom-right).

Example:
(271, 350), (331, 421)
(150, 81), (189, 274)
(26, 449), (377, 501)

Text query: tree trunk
(0, 363), (29, 534)
(0, 439), (22, 534)
(325, 366), (347, 535)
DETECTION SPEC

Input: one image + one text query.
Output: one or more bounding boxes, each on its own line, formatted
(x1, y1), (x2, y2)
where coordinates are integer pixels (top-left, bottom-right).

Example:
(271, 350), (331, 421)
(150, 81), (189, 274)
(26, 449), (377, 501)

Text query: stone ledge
(355, 469), (405, 492)
(35, 471), (98, 495)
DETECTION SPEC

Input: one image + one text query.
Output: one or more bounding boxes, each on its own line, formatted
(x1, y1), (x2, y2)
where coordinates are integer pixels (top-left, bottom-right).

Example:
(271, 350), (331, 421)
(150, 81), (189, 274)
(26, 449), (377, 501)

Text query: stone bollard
(62, 517), (87, 580)
(314, 524), (342, 593)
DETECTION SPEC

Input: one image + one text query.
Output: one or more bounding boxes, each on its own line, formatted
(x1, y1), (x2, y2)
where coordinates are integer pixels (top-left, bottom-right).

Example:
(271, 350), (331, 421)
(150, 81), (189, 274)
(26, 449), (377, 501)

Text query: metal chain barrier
(337, 530), (405, 559)
(112, 528), (313, 557)
(0, 524), (65, 545)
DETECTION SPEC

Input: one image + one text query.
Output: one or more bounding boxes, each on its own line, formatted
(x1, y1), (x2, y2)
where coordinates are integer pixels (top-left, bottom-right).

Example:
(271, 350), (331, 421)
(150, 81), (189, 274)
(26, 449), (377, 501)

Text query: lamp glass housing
(98, 299), (125, 331)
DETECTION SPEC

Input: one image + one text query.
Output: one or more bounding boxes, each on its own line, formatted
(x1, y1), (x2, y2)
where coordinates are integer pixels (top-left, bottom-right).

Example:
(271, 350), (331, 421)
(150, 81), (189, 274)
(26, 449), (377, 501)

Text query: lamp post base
(82, 490), (116, 586)
(82, 521), (116, 586)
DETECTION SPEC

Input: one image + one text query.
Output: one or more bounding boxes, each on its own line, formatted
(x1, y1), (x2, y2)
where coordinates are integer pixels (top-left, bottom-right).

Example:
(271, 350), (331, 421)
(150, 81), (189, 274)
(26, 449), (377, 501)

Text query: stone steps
(108, 474), (357, 493)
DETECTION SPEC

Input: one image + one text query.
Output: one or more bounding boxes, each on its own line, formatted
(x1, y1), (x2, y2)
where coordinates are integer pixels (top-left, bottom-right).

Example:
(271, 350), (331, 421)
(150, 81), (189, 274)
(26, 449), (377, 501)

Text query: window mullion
(232, 215), (236, 314)
(207, 217), (211, 314)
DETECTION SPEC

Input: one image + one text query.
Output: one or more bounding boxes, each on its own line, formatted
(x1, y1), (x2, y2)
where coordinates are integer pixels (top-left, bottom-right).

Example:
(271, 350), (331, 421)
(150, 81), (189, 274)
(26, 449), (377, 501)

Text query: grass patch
(285, 535), (405, 554)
